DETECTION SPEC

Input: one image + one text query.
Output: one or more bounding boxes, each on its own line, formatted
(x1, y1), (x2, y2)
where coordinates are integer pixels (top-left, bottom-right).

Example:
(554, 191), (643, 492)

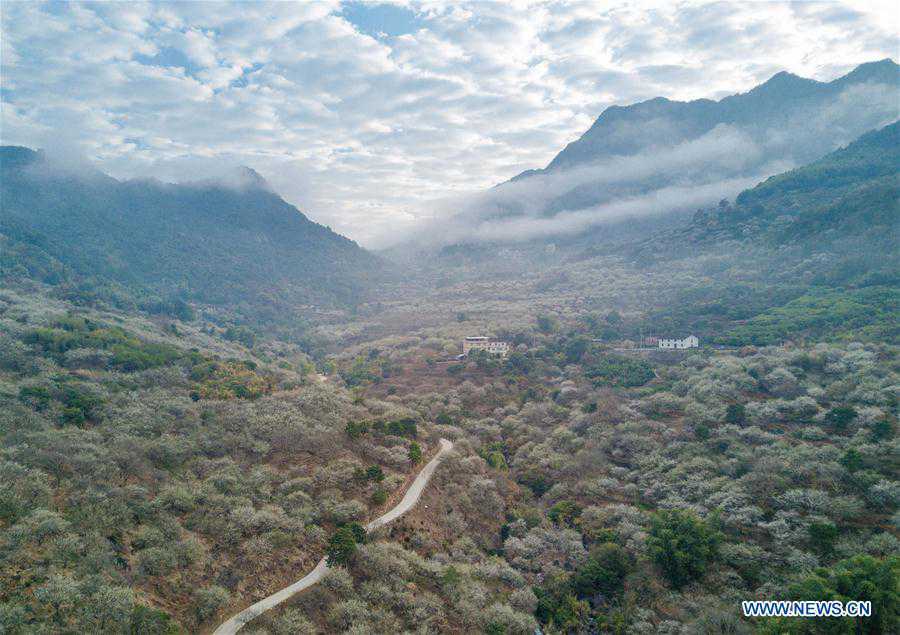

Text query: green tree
(840, 448), (864, 473)
(825, 406), (858, 433)
(871, 418), (895, 441)
(725, 403), (746, 425)
(408, 442), (422, 464)
(536, 314), (558, 334)
(808, 521), (839, 557)
(759, 555), (898, 635)
(326, 526), (359, 566)
(647, 509), (722, 589)
(345, 420), (369, 439)
(535, 575), (590, 631)
(570, 543), (632, 602)
(548, 500), (582, 527)
(83, 585), (134, 632)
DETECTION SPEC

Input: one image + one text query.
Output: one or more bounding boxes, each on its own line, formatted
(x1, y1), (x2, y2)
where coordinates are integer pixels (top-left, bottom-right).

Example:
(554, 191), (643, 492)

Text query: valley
(0, 41), (897, 635)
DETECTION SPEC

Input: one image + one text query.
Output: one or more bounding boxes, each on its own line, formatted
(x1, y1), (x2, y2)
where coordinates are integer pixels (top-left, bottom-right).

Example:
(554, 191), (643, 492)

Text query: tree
(34, 573), (79, 627)
(808, 521), (839, 556)
(536, 314), (557, 334)
(725, 403), (746, 425)
(647, 509), (722, 589)
(570, 543), (632, 603)
(326, 526), (359, 566)
(824, 406), (858, 433)
(129, 604), (180, 634)
(548, 500), (582, 527)
(871, 418), (895, 441)
(408, 442), (422, 464)
(840, 448), (864, 473)
(192, 585), (230, 624)
(83, 585), (134, 632)
(345, 420), (369, 439)
(535, 574), (590, 631)
(365, 465), (385, 482)
(345, 522), (367, 544)
(759, 555), (898, 635)
(564, 337), (590, 364)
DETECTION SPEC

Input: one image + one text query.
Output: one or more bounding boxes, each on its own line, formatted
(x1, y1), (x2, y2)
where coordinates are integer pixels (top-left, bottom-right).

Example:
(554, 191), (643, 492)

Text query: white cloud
(0, 1), (896, 246)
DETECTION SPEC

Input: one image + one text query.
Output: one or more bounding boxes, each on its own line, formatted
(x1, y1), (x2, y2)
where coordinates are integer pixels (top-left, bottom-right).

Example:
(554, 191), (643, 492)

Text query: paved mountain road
(212, 438), (453, 634)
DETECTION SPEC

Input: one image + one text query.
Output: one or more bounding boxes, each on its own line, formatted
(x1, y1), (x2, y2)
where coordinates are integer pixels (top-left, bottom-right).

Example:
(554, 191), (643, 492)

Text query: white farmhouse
(462, 336), (510, 357)
(658, 335), (699, 350)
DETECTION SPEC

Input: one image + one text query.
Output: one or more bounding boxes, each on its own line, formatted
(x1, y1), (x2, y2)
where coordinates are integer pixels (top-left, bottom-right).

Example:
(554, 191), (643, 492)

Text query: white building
(658, 335), (699, 350)
(462, 336), (510, 357)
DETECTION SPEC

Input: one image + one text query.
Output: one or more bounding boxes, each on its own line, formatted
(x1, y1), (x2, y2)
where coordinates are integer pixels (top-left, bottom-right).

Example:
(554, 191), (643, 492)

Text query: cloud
(0, 1), (896, 246)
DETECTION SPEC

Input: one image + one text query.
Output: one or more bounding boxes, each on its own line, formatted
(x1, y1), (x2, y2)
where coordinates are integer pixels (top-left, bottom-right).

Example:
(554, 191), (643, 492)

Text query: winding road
(212, 438), (453, 634)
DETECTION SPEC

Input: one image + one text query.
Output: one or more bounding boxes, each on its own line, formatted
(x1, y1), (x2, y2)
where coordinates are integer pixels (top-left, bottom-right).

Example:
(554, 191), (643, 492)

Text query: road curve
(212, 438), (453, 635)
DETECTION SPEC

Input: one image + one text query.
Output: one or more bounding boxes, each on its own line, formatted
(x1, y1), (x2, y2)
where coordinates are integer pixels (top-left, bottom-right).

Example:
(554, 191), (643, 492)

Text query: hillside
(0, 147), (387, 326)
(686, 120), (899, 249)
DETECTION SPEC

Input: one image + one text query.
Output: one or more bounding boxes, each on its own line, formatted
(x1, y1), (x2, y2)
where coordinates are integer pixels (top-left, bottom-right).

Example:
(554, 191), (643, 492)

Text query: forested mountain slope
(1, 147), (387, 325)
(686, 120), (899, 249)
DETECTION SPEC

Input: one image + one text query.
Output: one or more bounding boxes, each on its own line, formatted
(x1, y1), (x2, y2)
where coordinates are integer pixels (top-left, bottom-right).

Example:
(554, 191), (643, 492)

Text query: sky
(1, 1), (897, 247)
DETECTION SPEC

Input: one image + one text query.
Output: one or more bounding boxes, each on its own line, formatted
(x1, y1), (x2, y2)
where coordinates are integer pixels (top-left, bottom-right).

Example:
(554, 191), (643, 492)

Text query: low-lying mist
(388, 82), (898, 250)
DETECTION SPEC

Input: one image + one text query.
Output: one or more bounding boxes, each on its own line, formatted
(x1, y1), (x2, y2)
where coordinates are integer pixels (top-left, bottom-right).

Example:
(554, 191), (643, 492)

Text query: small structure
(658, 335), (699, 350)
(462, 336), (510, 357)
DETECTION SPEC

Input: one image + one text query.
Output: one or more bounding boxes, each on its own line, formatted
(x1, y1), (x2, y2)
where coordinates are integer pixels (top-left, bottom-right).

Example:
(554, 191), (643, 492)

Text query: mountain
(0, 147), (386, 324)
(528, 59), (899, 176)
(685, 120), (899, 250)
(408, 60), (898, 262)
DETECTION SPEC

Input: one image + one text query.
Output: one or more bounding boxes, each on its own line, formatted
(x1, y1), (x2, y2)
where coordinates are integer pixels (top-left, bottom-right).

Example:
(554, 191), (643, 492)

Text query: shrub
(326, 526), (360, 566)
(548, 500), (582, 527)
(725, 403), (746, 425)
(570, 543), (632, 602)
(585, 356), (654, 387)
(192, 585), (230, 624)
(371, 488), (388, 506)
(647, 509), (722, 588)
(824, 406), (858, 432)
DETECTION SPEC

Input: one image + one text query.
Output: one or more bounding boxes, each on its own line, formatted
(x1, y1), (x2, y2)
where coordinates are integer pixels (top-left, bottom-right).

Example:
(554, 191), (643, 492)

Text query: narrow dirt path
(212, 438), (454, 634)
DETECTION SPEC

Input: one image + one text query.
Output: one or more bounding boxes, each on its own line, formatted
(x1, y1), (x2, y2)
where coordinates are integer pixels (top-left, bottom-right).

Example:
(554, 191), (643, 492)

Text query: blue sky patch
(340, 1), (424, 39)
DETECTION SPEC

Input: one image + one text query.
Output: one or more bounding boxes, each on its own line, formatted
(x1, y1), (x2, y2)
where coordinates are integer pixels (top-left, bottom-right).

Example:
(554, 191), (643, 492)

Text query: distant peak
(234, 166), (271, 190)
(837, 58), (899, 84)
(758, 70), (811, 87)
(0, 145), (42, 170)
(191, 165), (274, 192)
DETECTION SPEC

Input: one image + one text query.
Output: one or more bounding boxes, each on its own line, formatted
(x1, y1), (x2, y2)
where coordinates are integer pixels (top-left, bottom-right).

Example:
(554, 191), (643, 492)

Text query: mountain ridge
(0, 146), (386, 326)
(523, 58), (899, 177)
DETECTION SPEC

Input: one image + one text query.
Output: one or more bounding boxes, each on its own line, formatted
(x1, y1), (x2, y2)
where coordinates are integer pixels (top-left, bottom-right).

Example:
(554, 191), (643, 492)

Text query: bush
(570, 543), (631, 602)
(548, 500), (582, 527)
(647, 509), (722, 589)
(192, 585), (230, 624)
(725, 403), (746, 425)
(326, 526), (360, 566)
(760, 555), (898, 634)
(585, 356), (654, 387)
(825, 406), (858, 432)
(371, 488), (388, 506)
